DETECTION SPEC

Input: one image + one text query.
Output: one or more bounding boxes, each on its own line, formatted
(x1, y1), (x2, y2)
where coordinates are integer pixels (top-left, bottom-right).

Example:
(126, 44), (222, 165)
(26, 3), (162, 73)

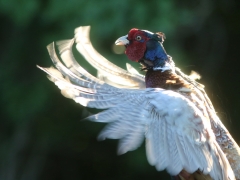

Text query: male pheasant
(38, 26), (240, 180)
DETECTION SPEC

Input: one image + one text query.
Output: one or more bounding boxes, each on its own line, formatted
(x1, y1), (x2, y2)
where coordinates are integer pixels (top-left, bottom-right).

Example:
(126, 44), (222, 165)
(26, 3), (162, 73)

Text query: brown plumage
(145, 69), (191, 90)
(173, 170), (212, 180)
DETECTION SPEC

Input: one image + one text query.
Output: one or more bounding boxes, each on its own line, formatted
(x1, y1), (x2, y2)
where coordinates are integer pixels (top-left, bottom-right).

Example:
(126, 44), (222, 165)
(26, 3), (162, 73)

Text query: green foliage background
(0, 0), (240, 179)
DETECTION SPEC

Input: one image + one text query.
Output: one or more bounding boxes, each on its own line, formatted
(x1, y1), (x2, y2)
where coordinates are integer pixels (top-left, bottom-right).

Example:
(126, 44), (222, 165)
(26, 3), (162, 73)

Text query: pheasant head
(115, 28), (174, 71)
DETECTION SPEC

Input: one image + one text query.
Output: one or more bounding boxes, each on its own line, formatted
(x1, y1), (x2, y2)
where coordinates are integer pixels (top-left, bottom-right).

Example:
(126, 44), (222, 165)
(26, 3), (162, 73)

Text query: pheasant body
(38, 26), (240, 180)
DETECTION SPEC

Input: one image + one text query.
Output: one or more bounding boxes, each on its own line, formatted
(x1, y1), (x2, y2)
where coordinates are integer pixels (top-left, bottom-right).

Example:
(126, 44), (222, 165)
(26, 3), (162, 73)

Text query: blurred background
(1, 0), (240, 179)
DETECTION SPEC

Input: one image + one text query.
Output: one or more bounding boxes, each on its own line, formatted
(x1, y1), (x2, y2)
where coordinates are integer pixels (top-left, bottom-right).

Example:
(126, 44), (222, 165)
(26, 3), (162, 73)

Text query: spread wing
(37, 36), (235, 179)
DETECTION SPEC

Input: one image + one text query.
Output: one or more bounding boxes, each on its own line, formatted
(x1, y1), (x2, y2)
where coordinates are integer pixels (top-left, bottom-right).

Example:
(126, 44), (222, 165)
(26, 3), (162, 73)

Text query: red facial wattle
(125, 41), (146, 62)
(125, 29), (149, 62)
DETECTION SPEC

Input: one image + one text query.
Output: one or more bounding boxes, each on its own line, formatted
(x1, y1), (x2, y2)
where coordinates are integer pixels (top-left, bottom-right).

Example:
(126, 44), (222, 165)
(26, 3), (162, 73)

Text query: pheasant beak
(115, 35), (129, 46)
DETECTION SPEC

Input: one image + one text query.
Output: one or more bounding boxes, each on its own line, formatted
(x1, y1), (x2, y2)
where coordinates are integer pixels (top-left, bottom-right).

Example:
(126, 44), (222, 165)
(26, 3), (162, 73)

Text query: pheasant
(38, 26), (240, 180)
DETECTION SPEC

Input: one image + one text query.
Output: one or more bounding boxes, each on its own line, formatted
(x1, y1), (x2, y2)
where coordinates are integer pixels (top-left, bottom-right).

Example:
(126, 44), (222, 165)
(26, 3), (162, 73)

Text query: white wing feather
(37, 26), (235, 180)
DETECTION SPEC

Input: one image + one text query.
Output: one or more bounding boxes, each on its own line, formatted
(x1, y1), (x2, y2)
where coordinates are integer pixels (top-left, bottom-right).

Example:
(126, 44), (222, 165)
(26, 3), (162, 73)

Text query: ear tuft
(155, 32), (166, 43)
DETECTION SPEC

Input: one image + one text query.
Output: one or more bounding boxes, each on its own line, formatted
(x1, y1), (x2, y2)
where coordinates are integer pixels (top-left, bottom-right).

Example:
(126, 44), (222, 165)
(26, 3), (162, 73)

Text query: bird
(37, 26), (240, 180)
(114, 27), (240, 179)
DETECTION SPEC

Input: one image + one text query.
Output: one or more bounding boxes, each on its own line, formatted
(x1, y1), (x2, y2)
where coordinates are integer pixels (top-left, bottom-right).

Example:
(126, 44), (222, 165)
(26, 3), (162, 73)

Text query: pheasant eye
(135, 35), (142, 41)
